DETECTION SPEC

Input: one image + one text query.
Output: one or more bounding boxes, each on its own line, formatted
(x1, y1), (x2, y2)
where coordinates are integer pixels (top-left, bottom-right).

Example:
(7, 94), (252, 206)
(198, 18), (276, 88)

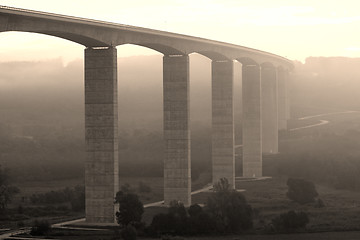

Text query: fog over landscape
(2, 51), (360, 239)
(1, 1), (360, 239)
(1, 54), (360, 183)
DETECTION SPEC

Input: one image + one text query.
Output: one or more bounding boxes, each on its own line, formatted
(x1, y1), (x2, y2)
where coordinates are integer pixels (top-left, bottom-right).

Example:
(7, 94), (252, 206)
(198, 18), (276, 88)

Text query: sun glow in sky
(0, 0), (360, 63)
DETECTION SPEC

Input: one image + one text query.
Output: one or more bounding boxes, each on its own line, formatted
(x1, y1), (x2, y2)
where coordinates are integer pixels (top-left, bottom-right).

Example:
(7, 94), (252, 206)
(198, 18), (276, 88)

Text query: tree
(115, 191), (144, 227)
(0, 165), (19, 212)
(213, 177), (231, 193)
(148, 178), (253, 237)
(286, 178), (318, 204)
(206, 178), (253, 233)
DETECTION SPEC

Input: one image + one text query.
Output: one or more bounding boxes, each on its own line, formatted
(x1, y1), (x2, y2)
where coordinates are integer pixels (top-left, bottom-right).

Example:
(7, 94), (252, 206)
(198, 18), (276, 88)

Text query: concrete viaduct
(0, 6), (293, 223)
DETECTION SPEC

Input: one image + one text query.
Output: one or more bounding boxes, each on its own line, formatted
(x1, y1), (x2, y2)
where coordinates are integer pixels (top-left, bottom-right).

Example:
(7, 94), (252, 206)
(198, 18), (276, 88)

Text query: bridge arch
(193, 51), (231, 62)
(261, 62), (276, 69)
(125, 43), (184, 56)
(37, 30), (109, 47)
(236, 57), (259, 66)
(0, 22), (111, 47)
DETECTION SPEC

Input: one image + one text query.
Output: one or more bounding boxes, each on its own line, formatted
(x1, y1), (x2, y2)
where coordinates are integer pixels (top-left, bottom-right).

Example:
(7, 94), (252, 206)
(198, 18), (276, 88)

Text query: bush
(121, 225), (137, 240)
(149, 201), (189, 236)
(30, 219), (51, 236)
(206, 178), (253, 233)
(271, 210), (309, 232)
(286, 178), (318, 204)
(115, 191), (144, 227)
(149, 178), (253, 236)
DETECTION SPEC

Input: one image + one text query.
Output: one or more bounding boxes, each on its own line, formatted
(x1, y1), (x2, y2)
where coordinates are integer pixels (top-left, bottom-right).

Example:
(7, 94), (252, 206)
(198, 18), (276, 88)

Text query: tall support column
(278, 68), (287, 130)
(285, 70), (291, 120)
(242, 65), (262, 178)
(163, 55), (191, 206)
(212, 60), (235, 187)
(261, 66), (278, 154)
(84, 47), (118, 223)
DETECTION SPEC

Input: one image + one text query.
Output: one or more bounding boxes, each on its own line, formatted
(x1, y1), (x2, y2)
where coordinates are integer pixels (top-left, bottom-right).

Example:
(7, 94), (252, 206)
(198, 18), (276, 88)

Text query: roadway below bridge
(289, 110), (358, 131)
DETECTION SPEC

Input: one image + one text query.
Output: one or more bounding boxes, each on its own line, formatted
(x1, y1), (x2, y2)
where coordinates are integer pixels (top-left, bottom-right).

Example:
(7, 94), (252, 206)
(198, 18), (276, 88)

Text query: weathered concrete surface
(277, 68), (287, 130)
(84, 47), (118, 223)
(286, 71), (291, 120)
(211, 60), (235, 187)
(242, 65), (262, 178)
(163, 55), (191, 206)
(261, 66), (278, 154)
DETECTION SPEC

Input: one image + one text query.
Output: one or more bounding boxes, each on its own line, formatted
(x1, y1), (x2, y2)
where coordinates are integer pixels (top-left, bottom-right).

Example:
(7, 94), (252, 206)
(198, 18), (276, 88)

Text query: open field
(239, 177), (360, 232)
(190, 176), (360, 233)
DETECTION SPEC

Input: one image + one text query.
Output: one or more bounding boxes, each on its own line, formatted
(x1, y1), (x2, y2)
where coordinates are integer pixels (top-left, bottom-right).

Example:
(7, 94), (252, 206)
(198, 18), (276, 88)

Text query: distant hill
(292, 56), (360, 116)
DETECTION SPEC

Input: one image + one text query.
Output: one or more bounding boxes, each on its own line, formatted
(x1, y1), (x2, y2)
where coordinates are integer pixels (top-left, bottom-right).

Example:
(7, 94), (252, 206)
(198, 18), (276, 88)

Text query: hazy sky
(0, 0), (360, 63)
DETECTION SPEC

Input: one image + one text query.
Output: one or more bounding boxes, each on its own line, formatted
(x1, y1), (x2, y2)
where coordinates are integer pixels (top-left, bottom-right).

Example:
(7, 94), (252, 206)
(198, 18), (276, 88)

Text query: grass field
(239, 177), (360, 232)
(190, 176), (360, 233)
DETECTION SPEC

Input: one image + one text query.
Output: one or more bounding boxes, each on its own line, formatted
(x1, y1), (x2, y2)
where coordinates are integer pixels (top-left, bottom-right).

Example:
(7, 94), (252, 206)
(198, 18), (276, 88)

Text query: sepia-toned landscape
(1, 1), (360, 240)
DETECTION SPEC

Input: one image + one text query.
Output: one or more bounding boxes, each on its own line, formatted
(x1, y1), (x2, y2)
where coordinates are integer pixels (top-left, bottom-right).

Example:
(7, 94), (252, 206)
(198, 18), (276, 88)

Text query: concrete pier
(211, 60), (235, 188)
(163, 55), (191, 206)
(261, 66), (278, 154)
(84, 47), (119, 223)
(242, 65), (262, 178)
(286, 71), (291, 120)
(278, 68), (287, 130)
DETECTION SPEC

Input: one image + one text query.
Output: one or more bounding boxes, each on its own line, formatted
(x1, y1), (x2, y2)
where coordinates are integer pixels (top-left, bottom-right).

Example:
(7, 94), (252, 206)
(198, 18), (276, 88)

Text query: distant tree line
(30, 185), (84, 212)
(0, 165), (19, 213)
